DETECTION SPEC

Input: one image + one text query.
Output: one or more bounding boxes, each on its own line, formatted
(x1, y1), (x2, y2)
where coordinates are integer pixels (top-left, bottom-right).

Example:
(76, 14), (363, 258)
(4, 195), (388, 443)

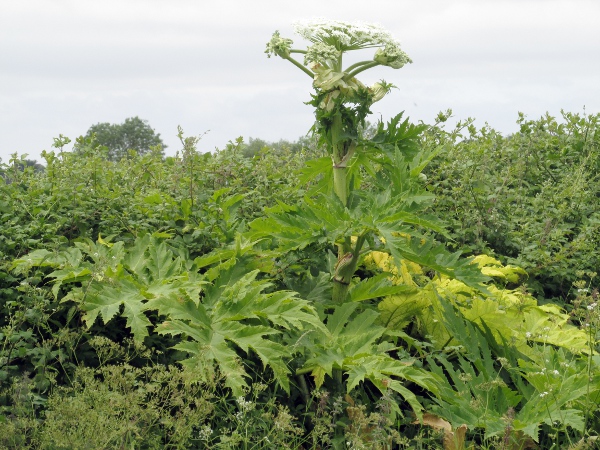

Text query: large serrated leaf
(83, 279), (151, 343)
(146, 240), (181, 281)
(123, 234), (150, 276)
(349, 273), (416, 302)
(157, 261), (321, 395)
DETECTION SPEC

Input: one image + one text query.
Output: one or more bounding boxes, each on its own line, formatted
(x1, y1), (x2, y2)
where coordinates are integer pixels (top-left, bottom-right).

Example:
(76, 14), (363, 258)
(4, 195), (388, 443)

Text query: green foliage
(3, 111), (600, 446)
(298, 302), (439, 418)
(372, 253), (590, 355)
(157, 253), (322, 396)
(0, 343), (218, 449)
(0, 153), (44, 183)
(80, 116), (166, 161)
(241, 135), (318, 158)
(13, 235), (322, 396)
(424, 110), (600, 301)
(0, 131), (306, 264)
(12, 235), (203, 344)
(426, 300), (600, 447)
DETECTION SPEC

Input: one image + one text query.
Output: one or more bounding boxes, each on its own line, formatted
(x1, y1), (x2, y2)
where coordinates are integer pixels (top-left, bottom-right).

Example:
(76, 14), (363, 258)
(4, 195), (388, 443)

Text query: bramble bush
(422, 110), (600, 303)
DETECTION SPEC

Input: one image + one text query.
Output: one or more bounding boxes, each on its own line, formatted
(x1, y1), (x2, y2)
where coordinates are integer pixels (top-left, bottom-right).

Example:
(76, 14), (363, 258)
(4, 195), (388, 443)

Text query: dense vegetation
(0, 109), (598, 449)
(1, 18), (599, 449)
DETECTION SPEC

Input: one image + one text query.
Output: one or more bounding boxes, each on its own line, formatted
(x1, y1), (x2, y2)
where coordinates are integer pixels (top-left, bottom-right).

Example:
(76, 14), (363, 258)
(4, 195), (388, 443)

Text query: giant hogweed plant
(257, 19), (492, 415)
(260, 19), (600, 439)
(263, 19), (487, 304)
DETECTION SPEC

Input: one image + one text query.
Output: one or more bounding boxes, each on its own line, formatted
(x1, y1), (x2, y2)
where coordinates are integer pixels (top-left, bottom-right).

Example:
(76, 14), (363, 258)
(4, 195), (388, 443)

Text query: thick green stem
(330, 111), (365, 304)
(344, 60), (374, 74)
(333, 167), (348, 205)
(346, 61), (381, 79)
(283, 55), (315, 78)
(296, 374), (310, 405)
(331, 113), (348, 205)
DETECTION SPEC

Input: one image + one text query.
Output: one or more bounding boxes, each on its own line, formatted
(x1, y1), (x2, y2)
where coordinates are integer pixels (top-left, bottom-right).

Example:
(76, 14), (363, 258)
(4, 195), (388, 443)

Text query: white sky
(1, 0), (599, 163)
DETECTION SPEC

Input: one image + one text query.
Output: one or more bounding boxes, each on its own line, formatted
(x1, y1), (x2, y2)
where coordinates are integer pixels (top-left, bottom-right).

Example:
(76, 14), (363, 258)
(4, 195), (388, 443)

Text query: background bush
(1, 114), (598, 448)
(422, 110), (600, 302)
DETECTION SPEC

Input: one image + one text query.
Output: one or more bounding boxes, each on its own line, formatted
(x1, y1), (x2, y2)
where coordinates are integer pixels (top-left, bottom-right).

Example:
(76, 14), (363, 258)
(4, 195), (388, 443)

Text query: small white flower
(587, 302), (597, 311)
(304, 42), (339, 65)
(236, 396), (254, 413)
(552, 370), (560, 375)
(525, 332), (532, 339)
(198, 425), (212, 441)
(539, 391), (549, 398)
(294, 19), (400, 51)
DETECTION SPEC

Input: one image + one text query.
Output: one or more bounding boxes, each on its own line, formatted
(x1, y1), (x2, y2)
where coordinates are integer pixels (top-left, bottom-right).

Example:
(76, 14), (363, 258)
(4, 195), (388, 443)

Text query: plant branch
(283, 55), (314, 78)
(343, 60), (374, 74)
(346, 61), (380, 79)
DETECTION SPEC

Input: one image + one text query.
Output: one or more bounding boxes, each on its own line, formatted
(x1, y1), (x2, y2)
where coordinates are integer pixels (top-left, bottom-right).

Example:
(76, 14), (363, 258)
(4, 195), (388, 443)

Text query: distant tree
(0, 155), (45, 183)
(82, 117), (166, 161)
(20, 159), (45, 173)
(242, 135), (319, 158)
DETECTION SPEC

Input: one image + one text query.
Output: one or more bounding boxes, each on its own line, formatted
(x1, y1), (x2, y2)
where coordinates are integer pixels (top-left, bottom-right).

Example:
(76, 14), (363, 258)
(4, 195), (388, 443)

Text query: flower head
(265, 31), (293, 58)
(374, 44), (412, 69)
(294, 18), (402, 52)
(304, 42), (339, 66)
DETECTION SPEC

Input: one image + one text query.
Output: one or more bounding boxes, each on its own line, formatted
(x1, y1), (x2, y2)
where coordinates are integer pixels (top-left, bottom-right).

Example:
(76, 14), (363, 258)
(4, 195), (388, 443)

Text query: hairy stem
(332, 167), (348, 207)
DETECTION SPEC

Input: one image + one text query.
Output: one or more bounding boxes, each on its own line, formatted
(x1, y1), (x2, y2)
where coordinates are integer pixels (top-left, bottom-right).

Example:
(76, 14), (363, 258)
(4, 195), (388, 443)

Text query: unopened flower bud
(265, 31), (293, 59)
(369, 80), (396, 103)
(374, 45), (412, 69)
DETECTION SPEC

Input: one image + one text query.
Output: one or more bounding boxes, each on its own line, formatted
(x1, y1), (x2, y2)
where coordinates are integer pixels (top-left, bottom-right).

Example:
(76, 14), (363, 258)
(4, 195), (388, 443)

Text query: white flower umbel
(294, 18), (402, 52)
(266, 18), (412, 86)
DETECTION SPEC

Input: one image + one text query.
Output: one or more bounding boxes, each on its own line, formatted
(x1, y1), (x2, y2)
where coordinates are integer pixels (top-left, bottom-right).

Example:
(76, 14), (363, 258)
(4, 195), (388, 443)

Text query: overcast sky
(1, 0), (599, 163)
